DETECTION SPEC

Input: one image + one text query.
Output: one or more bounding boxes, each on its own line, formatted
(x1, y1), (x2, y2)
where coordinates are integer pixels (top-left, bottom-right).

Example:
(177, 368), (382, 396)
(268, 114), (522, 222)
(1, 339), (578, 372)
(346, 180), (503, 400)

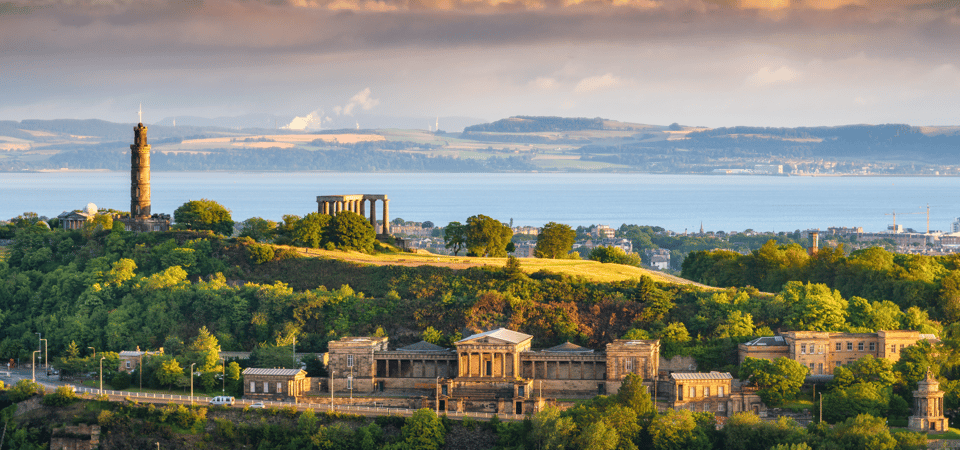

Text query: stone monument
(118, 109), (170, 232)
(908, 369), (948, 432)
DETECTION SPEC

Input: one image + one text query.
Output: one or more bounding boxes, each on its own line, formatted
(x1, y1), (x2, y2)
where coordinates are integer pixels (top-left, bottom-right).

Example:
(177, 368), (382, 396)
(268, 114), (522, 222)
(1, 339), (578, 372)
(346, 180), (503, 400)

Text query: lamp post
(139, 353), (143, 391)
(39, 338), (47, 375)
(32, 350), (40, 382)
(190, 363), (196, 405)
(349, 366), (353, 402)
(330, 370), (335, 411)
(220, 357), (225, 395)
(436, 377), (440, 415)
(99, 356), (105, 395)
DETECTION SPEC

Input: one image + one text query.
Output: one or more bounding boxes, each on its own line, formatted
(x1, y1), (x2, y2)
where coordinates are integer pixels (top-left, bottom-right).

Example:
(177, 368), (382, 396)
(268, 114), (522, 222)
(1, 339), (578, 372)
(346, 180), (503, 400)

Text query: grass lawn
(889, 427), (960, 440)
(781, 399), (813, 413)
(292, 246), (711, 287)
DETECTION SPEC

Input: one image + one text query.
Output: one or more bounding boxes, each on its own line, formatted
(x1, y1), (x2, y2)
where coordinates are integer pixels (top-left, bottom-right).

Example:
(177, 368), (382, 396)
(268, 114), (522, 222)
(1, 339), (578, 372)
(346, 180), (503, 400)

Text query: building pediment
(455, 328), (533, 346)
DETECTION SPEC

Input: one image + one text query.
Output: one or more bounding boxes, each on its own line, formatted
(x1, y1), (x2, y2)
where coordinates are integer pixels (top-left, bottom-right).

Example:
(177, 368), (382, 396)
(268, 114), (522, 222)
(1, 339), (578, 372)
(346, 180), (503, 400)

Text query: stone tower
(130, 123), (151, 217)
(908, 369), (948, 432)
(118, 118), (170, 233)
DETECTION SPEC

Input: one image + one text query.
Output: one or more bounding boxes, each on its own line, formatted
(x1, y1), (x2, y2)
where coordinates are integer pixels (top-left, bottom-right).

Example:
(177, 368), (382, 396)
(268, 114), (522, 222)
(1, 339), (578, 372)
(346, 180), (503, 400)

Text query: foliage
(739, 357), (807, 406)
(173, 199), (235, 235)
(292, 212), (331, 249)
(443, 222), (467, 256)
(465, 215), (513, 257)
(41, 385), (78, 406)
(649, 409), (710, 450)
(398, 408), (445, 450)
(535, 222), (577, 259)
(239, 217), (277, 242)
(327, 211), (376, 252)
(589, 246), (641, 266)
(8, 379), (44, 402)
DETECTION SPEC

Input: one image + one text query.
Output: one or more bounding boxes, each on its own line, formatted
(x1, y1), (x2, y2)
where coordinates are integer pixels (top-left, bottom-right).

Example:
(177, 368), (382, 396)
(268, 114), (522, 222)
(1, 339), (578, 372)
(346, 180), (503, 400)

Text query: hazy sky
(2, 0), (960, 127)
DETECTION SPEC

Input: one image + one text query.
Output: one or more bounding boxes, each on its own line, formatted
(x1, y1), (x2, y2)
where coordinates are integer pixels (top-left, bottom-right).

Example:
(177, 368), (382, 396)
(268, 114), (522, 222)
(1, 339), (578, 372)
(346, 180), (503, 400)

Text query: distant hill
(464, 116), (611, 133)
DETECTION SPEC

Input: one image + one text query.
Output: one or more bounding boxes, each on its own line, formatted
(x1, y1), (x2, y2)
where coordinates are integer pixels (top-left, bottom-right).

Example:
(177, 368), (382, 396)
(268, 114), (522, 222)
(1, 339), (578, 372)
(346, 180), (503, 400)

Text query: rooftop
(457, 328), (533, 345)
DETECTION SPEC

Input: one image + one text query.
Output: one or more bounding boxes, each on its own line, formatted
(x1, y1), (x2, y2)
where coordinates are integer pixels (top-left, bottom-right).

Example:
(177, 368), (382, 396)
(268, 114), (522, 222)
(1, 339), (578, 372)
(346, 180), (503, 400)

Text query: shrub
(42, 386), (79, 406)
(8, 379), (43, 402)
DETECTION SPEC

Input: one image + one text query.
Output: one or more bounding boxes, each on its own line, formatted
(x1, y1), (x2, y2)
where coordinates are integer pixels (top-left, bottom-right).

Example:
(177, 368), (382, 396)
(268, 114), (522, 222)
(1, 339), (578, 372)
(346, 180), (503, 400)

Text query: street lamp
(190, 363), (196, 405)
(139, 353), (143, 391)
(220, 357), (225, 395)
(330, 370), (335, 411)
(99, 356), (105, 395)
(39, 338), (47, 375)
(32, 350), (40, 382)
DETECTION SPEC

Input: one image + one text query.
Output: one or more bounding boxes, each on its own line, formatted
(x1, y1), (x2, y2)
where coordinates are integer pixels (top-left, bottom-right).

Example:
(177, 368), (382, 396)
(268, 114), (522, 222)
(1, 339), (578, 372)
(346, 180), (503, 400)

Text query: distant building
(909, 370), (949, 432)
(647, 249), (671, 270)
(117, 347), (163, 373)
(58, 203), (99, 230)
(593, 225), (616, 239)
(117, 122), (171, 232)
(952, 218), (960, 233)
(513, 226), (540, 236)
(242, 368), (310, 402)
(753, 164), (783, 174)
(739, 331), (938, 376)
(664, 372), (765, 416)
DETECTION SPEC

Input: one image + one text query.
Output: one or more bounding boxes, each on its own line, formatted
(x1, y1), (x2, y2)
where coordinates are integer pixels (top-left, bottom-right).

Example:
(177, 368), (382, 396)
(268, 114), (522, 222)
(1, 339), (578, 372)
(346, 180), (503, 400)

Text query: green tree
(822, 382), (891, 423)
(530, 406), (576, 450)
(239, 217), (277, 242)
(186, 326), (221, 371)
(535, 222), (576, 259)
(823, 414), (896, 450)
(327, 211), (376, 252)
(649, 409), (710, 450)
(772, 281), (848, 331)
(465, 215), (513, 257)
(292, 212), (330, 249)
(443, 221), (466, 256)
(400, 408), (445, 450)
(173, 199), (234, 235)
(739, 357), (807, 406)
(157, 358), (184, 388)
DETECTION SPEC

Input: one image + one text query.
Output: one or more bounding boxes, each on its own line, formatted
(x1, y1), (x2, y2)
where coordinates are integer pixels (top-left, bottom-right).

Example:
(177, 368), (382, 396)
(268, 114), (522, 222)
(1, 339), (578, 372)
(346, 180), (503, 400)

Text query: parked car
(209, 396), (235, 406)
(249, 402), (266, 409)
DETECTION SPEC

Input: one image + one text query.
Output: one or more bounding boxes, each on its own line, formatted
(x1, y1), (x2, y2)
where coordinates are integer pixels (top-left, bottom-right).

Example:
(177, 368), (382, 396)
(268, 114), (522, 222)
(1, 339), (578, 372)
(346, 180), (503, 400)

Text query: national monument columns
(317, 194), (391, 235)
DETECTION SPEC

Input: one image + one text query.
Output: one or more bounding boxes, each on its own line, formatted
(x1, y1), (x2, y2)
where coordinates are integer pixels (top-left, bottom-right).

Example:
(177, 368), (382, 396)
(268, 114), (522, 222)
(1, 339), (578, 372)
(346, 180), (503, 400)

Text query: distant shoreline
(12, 169), (959, 177)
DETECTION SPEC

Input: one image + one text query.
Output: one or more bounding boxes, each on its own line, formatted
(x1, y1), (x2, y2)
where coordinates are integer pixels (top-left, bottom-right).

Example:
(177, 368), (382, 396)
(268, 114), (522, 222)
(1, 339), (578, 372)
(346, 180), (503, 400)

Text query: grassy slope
(287, 246), (708, 287)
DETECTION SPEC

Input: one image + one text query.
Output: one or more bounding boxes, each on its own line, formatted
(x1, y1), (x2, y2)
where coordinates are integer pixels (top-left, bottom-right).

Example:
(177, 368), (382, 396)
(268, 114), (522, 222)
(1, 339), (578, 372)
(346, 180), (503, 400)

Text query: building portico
(317, 194), (391, 235)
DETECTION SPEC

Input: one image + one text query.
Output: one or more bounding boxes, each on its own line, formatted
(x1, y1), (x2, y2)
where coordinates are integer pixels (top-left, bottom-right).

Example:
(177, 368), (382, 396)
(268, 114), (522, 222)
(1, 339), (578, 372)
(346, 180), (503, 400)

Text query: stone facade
(664, 372), (765, 416)
(739, 331), (937, 375)
(118, 123), (170, 232)
(242, 368), (310, 402)
(909, 370), (949, 433)
(117, 347), (163, 373)
(317, 194), (391, 235)
(49, 424), (100, 450)
(325, 328), (661, 415)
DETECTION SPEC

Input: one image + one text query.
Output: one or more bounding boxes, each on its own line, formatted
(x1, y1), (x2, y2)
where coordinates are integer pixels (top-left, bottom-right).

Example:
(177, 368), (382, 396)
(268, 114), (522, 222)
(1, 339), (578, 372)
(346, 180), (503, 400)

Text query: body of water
(1, 172), (955, 233)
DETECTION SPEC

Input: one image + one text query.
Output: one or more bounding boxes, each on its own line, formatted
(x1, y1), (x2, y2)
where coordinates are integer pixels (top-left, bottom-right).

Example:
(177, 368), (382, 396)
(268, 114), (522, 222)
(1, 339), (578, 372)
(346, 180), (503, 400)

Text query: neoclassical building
(739, 330), (938, 375)
(326, 328), (660, 414)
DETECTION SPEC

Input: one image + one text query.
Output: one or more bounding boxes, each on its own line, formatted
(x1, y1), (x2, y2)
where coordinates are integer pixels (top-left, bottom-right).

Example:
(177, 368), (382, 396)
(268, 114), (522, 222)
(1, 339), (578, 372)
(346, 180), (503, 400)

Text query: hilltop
(3, 116), (959, 174)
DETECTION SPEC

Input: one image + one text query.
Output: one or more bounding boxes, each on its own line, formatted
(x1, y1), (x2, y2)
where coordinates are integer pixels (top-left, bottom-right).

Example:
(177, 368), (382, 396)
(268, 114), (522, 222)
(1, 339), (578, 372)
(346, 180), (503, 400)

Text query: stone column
(383, 199), (390, 234)
(369, 200), (378, 233)
(360, 200), (366, 217)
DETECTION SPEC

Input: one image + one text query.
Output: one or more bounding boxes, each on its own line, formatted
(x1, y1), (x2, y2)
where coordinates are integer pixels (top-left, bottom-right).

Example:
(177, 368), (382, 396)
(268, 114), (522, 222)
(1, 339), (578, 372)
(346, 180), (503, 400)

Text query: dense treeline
(464, 116), (607, 133)
(681, 241), (960, 319)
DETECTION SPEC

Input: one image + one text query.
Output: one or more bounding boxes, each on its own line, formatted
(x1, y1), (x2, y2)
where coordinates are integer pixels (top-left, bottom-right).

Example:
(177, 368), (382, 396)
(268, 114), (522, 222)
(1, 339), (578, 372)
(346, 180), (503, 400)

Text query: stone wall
(659, 355), (697, 372)
(49, 424), (100, 450)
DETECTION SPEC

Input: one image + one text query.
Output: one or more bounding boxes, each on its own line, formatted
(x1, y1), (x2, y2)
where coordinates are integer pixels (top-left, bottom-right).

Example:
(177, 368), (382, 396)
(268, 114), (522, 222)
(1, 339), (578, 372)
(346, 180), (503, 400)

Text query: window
(126, 361), (131, 369)
(263, 382), (269, 393)
(518, 386), (524, 397)
(858, 342), (864, 351)
(869, 342), (876, 351)
(250, 381), (255, 392)
(891, 345), (897, 353)
(801, 344), (807, 354)
(818, 345), (824, 354)
(347, 377), (353, 390)
(625, 358), (634, 373)
(900, 344), (905, 351)
(836, 342), (842, 351)
(347, 355), (354, 367)
(718, 386), (725, 398)
(689, 387), (696, 398)
(847, 342), (853, 351)
(809, 363), (815, 372)
(718, 402), (726, 412)
(277, 382), (282, 393)
(818, 363), (823, 374)
(705, 387), (711, 397)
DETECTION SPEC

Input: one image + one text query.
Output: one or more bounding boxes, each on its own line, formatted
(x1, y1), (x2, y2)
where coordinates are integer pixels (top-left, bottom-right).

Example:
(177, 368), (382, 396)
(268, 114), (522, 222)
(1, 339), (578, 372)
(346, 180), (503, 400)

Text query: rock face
(49, 424), (101, 450)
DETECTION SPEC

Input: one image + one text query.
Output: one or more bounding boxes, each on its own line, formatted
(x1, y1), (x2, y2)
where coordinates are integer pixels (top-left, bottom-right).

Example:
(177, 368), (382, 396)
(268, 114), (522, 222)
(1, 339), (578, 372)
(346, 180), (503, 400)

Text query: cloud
(529, 77), (559, 90)
(747, 66), (799, 86)
(343, 88), (379, 115)
(574, 73), (625, 93)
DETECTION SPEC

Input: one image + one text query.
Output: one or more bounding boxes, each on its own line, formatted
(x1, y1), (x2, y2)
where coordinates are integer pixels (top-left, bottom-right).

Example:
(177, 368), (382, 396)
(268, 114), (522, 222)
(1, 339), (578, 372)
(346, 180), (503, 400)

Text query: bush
(111, 371), (131, 390)
(8, 379), (43, 402)
(41, 386), (78, 406)
(247, 243), (275, 265)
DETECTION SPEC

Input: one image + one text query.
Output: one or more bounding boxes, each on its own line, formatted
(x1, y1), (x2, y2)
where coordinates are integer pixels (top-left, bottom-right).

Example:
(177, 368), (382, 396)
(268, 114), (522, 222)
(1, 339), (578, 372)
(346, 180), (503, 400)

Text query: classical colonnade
(316, 194), (390, 235)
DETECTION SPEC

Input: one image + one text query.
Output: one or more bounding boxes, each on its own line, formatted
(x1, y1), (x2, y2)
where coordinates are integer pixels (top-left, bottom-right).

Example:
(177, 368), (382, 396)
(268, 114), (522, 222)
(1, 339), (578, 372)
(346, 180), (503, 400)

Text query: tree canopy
(173, 199), (234, 235)
(535, 222), (576, 259)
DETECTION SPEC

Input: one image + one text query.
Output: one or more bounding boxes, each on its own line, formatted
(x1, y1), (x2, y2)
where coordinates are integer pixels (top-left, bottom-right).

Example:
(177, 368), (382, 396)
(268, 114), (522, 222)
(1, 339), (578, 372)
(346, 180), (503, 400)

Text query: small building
(117, 347), (163, 373)
(58, 203), (99, 230)
(909, 370), (949, 433)
(242, 368), (310, 401)
(665, 372), (765, 416)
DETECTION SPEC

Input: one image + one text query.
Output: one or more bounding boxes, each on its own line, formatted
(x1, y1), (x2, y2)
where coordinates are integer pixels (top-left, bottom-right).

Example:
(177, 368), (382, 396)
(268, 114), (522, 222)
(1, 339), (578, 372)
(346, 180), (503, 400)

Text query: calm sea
(1, 172), (956, 233)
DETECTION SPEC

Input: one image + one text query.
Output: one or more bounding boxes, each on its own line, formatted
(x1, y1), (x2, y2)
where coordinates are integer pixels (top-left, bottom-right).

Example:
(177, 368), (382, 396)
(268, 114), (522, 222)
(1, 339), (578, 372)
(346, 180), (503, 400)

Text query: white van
(209, 396), (235, 406)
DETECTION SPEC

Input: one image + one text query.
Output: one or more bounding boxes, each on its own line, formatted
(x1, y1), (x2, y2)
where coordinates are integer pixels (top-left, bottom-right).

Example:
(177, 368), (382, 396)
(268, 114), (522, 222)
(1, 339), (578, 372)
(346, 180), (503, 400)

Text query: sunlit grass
(292, 246), (708, 286)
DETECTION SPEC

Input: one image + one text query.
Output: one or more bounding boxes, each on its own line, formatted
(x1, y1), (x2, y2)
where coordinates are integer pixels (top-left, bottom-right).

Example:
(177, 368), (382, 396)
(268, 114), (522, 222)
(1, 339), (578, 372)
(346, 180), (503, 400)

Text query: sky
(2, 0), (960, 128)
